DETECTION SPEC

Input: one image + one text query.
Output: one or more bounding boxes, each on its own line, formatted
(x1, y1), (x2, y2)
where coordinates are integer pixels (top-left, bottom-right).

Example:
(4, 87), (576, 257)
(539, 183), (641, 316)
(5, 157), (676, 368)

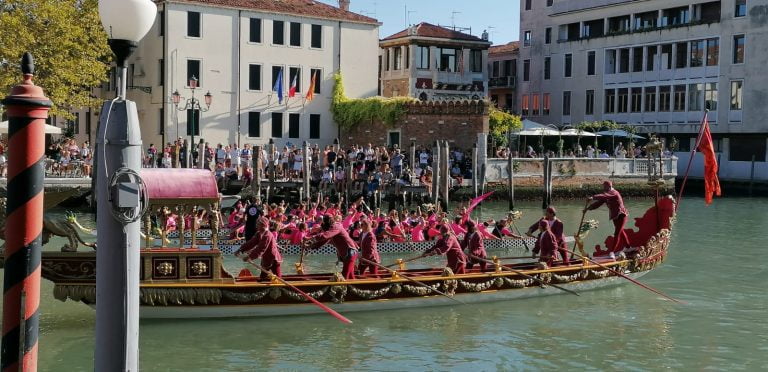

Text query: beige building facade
(65, 0), (379, 149)
(488, 41), (519, 113)
(518, 0), (768, 179)
(379, 23), (491, 101)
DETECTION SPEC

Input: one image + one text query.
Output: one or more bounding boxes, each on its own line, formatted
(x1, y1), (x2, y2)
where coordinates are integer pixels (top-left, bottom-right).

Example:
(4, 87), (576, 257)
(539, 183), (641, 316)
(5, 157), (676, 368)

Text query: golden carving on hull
(190, 261), (208, 275)
(156, 262), (175, 276)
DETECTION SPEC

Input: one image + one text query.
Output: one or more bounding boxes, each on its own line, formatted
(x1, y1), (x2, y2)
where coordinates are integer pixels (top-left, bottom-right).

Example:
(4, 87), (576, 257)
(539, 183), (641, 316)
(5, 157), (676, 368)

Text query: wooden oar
(467, 254), (580, 296)
(384, 254), (425, 268)
(496, 255), (539, 260)
(244, 260), (353, 324)
(509, 219), (532, 252)
(568, 251), (684, 304)
(359, 258), (465, 305)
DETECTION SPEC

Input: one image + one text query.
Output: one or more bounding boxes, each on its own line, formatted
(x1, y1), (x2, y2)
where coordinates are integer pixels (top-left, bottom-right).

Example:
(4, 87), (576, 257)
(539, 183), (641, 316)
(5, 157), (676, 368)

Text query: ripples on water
(3, 198), (767, 370)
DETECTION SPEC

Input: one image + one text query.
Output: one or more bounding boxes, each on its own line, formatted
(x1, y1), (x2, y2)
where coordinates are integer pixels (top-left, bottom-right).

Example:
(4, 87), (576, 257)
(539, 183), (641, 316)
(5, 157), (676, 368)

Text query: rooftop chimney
(339, 0), (350, 11)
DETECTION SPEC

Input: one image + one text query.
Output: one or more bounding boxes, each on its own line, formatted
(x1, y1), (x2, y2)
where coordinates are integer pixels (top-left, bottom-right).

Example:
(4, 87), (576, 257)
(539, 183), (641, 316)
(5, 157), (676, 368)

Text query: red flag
(288, 73), (298, 98)
(467, 191), (494, 215)
(696, 116), (721, 205)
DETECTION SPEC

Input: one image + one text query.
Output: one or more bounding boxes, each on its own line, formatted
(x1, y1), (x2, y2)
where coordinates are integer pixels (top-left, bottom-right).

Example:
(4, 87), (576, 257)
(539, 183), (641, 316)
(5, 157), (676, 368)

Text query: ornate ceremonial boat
(38, 169), (678, 319)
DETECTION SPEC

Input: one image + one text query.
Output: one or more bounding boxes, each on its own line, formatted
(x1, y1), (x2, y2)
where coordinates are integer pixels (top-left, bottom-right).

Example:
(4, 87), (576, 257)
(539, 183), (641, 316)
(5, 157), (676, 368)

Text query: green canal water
(2, 197), (767, 371)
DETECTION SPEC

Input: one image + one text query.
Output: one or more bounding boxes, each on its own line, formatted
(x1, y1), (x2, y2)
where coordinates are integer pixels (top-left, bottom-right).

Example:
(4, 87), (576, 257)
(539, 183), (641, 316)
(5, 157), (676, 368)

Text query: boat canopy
(140, 168), (219, 206)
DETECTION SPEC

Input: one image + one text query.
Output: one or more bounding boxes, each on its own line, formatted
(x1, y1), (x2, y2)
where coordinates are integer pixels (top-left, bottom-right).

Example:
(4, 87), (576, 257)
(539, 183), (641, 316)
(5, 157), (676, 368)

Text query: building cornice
(164, 0), (382, 27)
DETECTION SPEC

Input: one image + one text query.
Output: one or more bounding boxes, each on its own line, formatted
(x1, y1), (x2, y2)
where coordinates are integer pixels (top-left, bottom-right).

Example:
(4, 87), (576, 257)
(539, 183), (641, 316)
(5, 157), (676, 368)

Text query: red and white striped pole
(1, 53), (50, 372)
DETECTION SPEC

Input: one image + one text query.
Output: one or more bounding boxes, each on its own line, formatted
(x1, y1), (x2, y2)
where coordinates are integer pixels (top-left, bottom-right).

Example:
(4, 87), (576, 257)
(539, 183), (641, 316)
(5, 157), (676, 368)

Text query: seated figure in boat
(356, 219), (380, 276)
(306, 215), (359, 280)
(421, 225), (467, 275)
(492, 219), (522, 239)
(526, 206), (569, 265)
(531, 220), (558, 267)
(585, 180), (630, 258)
(462, 220), (487, 271)
(236, 217), (283, 280)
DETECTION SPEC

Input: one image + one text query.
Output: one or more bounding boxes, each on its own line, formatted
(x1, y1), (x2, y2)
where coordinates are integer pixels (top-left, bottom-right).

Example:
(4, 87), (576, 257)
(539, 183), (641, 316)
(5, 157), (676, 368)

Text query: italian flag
(288, 74), (298, 98)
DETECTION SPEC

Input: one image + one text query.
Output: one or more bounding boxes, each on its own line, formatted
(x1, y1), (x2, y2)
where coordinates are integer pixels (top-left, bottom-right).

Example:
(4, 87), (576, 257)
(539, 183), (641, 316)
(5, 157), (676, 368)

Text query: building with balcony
(518, 0), (768, 180)
(488, 41), (519, 113)
(379, 22), (491, 101)
(63, 0), (380, 149)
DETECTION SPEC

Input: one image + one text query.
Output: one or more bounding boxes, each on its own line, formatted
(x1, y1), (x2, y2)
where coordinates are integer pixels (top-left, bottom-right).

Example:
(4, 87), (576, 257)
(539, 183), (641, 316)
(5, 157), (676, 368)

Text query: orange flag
(696, 115), (721, 205)
(305, 71), (317, 102)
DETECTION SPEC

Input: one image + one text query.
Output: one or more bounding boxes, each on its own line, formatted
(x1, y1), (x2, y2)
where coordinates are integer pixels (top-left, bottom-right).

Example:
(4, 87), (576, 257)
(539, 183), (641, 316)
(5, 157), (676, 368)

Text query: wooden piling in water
(254, 145), (263, 201)
(432, 140), (441, 206)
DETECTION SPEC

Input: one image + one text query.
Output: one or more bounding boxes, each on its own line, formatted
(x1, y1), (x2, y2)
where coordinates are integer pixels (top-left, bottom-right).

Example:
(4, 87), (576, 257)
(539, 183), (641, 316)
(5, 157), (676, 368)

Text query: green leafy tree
(488, 107), (521, 147)
(0, 0), (110, 119)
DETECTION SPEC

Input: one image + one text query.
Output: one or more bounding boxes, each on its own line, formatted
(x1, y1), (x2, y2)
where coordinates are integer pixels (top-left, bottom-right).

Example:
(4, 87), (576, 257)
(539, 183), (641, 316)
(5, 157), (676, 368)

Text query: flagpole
(675, 109), (710, 209)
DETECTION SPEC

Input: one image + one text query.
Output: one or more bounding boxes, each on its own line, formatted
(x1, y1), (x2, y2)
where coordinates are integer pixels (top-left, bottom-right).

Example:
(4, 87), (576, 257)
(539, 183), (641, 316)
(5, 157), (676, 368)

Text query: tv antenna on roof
(405, 4), (416, 27)
(451, 11), (461, 28)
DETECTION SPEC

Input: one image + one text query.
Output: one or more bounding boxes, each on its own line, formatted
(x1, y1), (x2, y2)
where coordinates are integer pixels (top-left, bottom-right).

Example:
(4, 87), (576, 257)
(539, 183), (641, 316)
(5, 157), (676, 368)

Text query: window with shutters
(187, 11), (201, 37)
(249, 64), (262, 91)
(311, 24), (322, 48)
(273, 20), (284, 45)
(309, 114), (320, 139)
(290, 22), (301, 47)
(288, 113), (300, 138)
(248, 112), (260, 137)
(271, 112), (283, 138)
(250, 18), (262, 43)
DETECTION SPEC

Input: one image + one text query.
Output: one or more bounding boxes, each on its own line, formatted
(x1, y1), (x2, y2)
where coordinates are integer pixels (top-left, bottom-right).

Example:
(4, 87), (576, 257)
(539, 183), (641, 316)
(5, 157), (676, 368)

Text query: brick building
(342, 100), (489, 152)
(379, 22), (492, 101)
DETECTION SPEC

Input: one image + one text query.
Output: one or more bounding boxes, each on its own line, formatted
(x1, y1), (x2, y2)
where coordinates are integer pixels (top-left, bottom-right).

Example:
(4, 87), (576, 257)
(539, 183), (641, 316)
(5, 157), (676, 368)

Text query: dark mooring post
(542, 155), (550, 210)
(432, 140), (441, 206)
(302, 141), (311, 202)
(254, 145), (263, 201)
(507, 129), (515, 211)
(268, 138), (275, 203)
(442, 140), (450, 210)
(472, 143), (478, 198)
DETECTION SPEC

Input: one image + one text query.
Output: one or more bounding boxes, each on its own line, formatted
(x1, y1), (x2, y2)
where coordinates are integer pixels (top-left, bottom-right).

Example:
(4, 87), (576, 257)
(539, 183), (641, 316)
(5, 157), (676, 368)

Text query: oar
(467, 254), (580, 296)
(568, 251), (684, 304)
(385, 254), (425, 268)
(244, 259), (353, 324)
(496, 255), (540, 260)
(509, 219), (532, 252)
(359, 258), (465, 305)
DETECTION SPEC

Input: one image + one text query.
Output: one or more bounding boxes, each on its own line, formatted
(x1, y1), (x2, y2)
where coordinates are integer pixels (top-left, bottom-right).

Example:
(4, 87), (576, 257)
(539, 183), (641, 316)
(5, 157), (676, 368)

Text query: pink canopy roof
(140, 168), (219, 203)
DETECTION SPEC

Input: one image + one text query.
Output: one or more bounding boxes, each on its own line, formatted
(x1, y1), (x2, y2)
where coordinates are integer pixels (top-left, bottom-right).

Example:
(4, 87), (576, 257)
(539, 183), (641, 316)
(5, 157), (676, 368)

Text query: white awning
(0, 121), (63, 134)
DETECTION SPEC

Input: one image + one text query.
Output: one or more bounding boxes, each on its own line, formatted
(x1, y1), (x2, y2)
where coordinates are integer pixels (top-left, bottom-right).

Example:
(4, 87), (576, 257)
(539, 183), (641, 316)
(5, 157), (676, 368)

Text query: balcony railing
(489, 76), (516, 88)
(557, 17), (720, 44)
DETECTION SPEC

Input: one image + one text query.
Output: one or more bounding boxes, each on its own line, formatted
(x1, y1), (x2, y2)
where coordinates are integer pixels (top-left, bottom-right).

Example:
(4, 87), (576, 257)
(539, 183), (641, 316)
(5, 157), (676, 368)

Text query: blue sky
(319, 0), (520, 44)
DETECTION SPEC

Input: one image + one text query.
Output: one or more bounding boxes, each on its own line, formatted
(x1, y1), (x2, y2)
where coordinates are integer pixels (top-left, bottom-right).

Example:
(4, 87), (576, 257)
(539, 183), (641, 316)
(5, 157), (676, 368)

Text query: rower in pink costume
(531, 220), (558, 266)
(585, 180), (630, 255)
(236, 217), (283, 280)
(356, 219), (381, 276)
(422, 225), (467, 274)
(462, 220), (487, 271)
(307, 216), (359, 280)
(527, 206), (569, 264)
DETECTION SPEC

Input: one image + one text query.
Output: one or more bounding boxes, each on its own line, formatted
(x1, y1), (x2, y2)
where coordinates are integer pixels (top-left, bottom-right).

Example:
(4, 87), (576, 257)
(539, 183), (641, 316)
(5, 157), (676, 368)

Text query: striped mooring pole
(1, 53), (50, 371)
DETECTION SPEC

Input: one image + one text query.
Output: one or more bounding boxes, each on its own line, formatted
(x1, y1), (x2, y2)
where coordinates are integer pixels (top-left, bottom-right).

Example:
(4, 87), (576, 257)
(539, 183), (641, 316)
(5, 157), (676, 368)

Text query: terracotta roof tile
(172, 0), (378, 24)
(382, 22), (487, 42)
(489, 41), (519, 54)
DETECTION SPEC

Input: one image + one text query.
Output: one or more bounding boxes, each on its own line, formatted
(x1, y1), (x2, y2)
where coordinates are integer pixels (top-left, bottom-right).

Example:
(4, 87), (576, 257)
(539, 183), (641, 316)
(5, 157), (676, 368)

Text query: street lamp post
(172, 78), (211, 168)
(95, 0), (156, 371)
